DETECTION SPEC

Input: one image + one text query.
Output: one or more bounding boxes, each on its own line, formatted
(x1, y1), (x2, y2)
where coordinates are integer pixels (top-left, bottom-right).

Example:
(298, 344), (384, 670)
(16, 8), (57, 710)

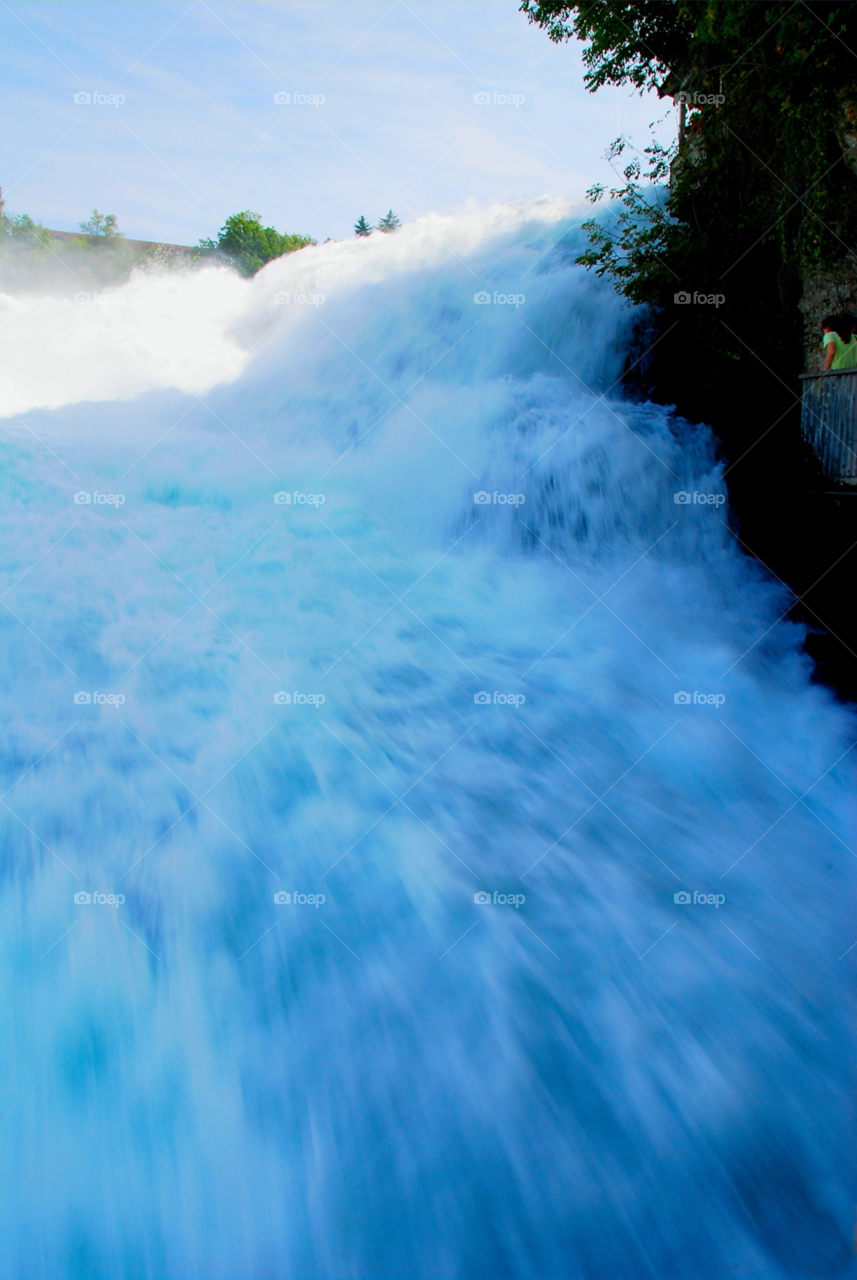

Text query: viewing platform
(800, 367), (857, 484)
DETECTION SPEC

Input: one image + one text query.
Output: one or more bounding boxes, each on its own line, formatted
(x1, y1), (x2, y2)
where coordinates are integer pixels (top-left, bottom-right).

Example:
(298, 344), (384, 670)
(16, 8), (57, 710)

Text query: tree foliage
(521, 0), (857, 436)
(0, 192), (49, 245)
(1, 211), (49, 245)
(520, 1), (694, 92)
(377, 210), (400, 233)
(354, 215), (372, 237)
(79, 210), (122, 238)
(523, 2), (857, 696)
(521, 2), (857, 301)
(199, 211), (314, 276)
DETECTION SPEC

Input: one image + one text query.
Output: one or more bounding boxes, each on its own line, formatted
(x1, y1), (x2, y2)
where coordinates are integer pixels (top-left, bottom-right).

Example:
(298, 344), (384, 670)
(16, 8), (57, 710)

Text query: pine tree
(354, 215), (372, 237)
(377, 210), (400, 233)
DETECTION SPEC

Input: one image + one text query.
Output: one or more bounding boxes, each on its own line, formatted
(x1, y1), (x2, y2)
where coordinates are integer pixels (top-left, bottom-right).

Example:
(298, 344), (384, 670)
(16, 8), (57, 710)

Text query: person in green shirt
(821, 314), (857, 370)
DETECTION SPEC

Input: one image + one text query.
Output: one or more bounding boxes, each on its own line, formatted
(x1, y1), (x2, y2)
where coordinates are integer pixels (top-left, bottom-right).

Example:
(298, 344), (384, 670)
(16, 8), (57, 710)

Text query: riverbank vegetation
(522, 1), (857, 415)
(0, 199), (152, 290)
(196, 211), (314, 276)
(521, 0), (857, 696)
(0, 198), (316, 290)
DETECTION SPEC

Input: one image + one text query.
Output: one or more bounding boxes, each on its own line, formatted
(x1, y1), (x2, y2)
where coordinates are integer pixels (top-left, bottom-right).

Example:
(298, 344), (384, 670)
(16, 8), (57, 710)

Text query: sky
(0, 0), (675, 245)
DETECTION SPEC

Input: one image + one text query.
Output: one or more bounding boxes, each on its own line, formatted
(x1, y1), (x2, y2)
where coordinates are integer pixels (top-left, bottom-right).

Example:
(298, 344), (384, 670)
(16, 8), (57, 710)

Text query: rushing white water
(0, 266), (250, 417)
(0, 200), (854, 1280)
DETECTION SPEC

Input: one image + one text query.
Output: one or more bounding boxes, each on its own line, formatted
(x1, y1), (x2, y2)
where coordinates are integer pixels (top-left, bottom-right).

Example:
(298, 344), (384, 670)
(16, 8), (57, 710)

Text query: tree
(354, 215), (372, 237)
(0, 191), (48, 245)
(520, 2), (693, 94)
(79, 210), (122, 238)
(520, 2), (857, 358)
(377, 210), (400, 233)
(520, 3), (857, 287)
(1, 211), (49, 245)
(199, 211), (314, 276)
(521, 1), (857, 701)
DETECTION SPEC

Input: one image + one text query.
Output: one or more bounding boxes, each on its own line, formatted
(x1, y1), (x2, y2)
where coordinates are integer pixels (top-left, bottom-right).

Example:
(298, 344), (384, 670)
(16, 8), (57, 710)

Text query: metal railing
(799, 367), (857, 483)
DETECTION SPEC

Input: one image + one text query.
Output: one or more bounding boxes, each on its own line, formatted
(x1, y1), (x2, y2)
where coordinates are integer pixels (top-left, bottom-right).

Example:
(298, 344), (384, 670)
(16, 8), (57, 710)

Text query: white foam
(0, 198), (851, 1279)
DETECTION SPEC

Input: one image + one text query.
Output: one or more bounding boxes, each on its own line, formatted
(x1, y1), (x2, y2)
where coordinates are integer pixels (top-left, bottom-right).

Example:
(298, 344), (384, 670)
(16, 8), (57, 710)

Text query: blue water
(0, 200), (854, 1279)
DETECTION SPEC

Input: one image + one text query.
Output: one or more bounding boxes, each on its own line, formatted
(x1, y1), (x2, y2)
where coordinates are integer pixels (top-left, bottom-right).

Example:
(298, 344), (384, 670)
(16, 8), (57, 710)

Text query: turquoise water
(0, 201), (854, 1278)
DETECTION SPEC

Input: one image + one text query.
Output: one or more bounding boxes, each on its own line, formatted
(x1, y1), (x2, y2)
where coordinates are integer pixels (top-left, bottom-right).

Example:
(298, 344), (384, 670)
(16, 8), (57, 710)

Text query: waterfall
(0, 198), (853, 1279)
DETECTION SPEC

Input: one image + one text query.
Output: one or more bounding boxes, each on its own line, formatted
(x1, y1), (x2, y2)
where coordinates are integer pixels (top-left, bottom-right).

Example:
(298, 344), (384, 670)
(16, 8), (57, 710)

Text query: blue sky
(0, 0), (674, 245)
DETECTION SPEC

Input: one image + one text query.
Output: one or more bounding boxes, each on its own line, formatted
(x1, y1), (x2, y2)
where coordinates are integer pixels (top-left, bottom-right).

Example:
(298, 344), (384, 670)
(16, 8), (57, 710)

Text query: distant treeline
(0, 199), (169, 290)
(1, 197), (402, 290)
(0, 201), (319, 290)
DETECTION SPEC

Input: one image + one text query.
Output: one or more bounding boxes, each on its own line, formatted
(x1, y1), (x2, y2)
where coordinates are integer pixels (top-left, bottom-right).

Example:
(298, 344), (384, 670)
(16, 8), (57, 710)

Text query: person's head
(822, 314), (851, 343)
(842, 312), (857, 336)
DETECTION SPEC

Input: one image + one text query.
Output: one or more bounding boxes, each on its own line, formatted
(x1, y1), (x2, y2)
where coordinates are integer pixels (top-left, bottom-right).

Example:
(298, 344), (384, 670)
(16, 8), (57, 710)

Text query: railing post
(799, 368), (857, 483)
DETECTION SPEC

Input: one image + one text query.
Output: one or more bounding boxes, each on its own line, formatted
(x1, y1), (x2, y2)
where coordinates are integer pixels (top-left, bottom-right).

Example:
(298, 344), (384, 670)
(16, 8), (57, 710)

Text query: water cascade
(0, 199), (853, 1279)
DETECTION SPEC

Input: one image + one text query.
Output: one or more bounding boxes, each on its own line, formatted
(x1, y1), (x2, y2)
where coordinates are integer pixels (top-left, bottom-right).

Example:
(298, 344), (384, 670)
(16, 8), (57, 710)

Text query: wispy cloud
(0, 0), (669, 243)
